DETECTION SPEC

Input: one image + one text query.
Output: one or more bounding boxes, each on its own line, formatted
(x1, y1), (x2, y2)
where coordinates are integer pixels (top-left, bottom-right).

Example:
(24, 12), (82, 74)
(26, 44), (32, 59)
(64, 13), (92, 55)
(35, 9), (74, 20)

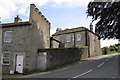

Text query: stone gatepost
(0, 24), (2, 80)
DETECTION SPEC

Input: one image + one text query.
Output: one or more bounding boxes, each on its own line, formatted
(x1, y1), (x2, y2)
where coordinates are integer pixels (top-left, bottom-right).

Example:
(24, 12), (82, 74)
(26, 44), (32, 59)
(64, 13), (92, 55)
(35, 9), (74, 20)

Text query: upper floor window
(4, 31), (12, 42)
(76, 34), (81, 41)
(2, 52), (10, 65)
(67, 34), (71, 42)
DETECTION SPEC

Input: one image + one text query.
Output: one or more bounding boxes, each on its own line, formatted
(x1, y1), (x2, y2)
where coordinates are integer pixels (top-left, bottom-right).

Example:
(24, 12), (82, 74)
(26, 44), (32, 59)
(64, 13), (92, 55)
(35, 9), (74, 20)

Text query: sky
(0, 0), (118, 48)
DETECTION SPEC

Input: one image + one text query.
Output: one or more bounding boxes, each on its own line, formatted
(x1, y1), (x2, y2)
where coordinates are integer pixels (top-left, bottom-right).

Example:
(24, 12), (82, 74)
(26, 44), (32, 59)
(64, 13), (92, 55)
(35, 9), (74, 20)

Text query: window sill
(2, 64), (10, 66)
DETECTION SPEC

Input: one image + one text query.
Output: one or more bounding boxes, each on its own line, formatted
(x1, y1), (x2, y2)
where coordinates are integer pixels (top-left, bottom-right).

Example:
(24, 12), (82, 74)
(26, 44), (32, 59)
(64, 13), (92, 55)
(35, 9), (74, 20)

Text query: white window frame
(67, 34), (71, 42)
(2, 52), (10, 65)
(76, 34), (81, 41)
(4, 31), (12, 42)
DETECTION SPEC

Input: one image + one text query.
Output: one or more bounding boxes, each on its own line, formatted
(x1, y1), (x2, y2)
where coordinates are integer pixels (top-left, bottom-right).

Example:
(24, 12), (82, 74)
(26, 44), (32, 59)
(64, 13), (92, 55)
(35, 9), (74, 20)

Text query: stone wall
(38, 47), (88, 71)
(0, 24), (2, 79)
(50, 40), (59, 48)
(88, 31), (102, 57)
(28, 4), (51, 71)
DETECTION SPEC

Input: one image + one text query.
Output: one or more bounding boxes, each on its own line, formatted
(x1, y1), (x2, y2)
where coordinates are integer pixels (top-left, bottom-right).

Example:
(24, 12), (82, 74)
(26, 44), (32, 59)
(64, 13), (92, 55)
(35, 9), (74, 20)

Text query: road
(22, 53), (119, 79)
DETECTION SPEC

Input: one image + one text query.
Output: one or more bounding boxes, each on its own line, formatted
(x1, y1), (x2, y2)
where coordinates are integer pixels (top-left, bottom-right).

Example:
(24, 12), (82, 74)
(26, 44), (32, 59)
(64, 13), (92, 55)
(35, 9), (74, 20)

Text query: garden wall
(38, 47), (88, 71)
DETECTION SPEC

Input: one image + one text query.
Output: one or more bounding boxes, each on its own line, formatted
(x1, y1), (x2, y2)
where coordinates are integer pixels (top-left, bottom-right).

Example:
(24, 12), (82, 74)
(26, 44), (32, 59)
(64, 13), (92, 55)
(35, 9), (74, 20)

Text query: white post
(0, 23), (2, 80)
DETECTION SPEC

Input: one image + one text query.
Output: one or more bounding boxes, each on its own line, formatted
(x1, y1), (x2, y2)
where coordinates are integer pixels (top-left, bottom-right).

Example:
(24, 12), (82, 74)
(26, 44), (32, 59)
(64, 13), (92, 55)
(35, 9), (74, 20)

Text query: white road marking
(68, 70), (93, 80)
(106, 58), (110, 61)
(98, 62), (105, 68)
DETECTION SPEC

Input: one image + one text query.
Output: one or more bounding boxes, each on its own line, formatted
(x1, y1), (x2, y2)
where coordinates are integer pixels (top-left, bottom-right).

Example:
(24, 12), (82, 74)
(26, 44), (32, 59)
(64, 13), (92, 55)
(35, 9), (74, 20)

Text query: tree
(87, 1), (120, 39)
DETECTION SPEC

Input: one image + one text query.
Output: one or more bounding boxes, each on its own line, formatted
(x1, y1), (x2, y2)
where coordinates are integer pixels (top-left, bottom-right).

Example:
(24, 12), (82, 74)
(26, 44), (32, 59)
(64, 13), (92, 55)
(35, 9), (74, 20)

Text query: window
(4, 31), (12, 42)
(2, 52), (10, 65)
(67, 34), (71, 42)
(76, 34), (81, 41)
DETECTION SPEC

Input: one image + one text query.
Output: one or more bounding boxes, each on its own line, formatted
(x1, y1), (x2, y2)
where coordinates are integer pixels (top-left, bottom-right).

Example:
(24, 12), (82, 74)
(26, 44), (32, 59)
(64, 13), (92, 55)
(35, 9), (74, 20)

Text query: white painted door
(16, 55), (23, 73)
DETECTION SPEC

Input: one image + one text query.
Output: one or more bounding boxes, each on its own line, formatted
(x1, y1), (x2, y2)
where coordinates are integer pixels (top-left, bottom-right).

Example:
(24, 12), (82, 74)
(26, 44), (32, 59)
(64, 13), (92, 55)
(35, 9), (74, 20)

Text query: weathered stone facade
(38, 47), (88, 71)
(1, 4), (50, 74)
(0, 24), (2, 79)
(52, 27), (102, 57)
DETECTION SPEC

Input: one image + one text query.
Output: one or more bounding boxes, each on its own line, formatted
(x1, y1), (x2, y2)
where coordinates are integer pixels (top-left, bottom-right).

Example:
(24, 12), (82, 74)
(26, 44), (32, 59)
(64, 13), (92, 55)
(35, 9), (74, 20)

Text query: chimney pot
(14, 15), (22, 23)
(90, 23), (93, 32)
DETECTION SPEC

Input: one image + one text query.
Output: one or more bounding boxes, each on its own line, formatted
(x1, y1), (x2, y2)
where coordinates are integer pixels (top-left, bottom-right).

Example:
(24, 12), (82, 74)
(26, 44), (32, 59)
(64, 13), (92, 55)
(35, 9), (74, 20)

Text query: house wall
(51, 40), (59, 48)
(0, 25), (2, 79)
(88, 31), (102, 57)
(52, 31), (86, 48)
(2, 4), (51, 74)
(2, 25), (31, 74)
(29, 4), (50, 70)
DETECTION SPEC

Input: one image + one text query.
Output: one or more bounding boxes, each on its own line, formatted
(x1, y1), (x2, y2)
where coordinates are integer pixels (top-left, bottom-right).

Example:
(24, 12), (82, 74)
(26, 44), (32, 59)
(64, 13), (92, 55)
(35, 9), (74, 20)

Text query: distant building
(0, 4), (50, 74)
(52, 24), (102, 57)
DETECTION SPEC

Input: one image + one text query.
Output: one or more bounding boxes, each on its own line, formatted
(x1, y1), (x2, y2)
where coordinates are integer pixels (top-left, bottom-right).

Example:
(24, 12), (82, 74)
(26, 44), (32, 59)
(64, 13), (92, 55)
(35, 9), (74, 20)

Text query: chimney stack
(14, 15), (22, 23)
(90, 23), (93, 32)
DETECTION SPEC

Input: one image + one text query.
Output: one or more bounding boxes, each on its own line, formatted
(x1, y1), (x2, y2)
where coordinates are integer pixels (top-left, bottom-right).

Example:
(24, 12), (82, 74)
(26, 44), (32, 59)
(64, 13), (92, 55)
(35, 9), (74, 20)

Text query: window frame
(76, 34), (81, 41)
(2, 52), (10, 65)
(4, 31), (12, 42)
(67, 34), (71, 42)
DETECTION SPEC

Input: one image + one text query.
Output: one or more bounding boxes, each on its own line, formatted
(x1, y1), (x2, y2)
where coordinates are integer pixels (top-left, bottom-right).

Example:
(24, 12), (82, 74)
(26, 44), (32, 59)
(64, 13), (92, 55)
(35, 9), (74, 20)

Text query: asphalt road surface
(22, 53), (119, 79)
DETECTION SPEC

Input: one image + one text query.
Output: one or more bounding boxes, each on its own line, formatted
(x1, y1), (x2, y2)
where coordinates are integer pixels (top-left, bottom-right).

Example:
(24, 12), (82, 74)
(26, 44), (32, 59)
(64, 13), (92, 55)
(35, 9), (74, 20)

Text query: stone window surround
(4, 31), (12, 42)
(2, 52), (10, 65)
(67, 34), (71, 42)
(76, 34), (81, 41)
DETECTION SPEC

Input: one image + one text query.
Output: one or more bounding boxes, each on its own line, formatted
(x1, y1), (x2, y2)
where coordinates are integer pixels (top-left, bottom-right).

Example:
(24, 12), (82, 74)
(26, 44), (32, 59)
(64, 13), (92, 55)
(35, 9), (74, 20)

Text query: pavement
(2, 53), (120, 79)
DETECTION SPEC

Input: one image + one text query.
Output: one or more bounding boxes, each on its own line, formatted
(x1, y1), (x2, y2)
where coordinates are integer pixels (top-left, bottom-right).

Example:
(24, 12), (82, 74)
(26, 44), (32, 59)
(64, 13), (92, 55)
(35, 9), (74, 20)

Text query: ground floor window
(2, 52), (10, 65)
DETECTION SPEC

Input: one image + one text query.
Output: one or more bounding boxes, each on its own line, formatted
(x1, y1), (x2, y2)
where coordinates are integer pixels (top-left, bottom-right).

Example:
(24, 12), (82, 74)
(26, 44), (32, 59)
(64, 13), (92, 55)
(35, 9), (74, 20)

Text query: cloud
(0, 0), (92, 21)
(0, 0), (50, 21)
(101, 39), (118, 48)
(51, 0), (92, 8)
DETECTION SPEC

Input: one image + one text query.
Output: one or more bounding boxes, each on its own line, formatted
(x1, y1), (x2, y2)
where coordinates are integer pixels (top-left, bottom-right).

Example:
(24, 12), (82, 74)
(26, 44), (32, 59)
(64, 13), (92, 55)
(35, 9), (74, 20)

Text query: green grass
(108, 50), (120, 54)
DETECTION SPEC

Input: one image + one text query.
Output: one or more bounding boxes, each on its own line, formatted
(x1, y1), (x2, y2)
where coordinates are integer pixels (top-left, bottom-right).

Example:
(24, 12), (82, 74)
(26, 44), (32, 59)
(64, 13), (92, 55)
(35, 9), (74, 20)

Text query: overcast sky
(0, 0), (118, 47)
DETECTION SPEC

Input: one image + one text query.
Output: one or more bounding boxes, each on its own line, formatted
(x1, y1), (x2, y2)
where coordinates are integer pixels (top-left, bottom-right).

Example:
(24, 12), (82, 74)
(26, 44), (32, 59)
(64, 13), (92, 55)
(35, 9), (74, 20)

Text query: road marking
(98, 62), (104, 68)
(106, 58), (110, 61)
(68, 70), (93, 80)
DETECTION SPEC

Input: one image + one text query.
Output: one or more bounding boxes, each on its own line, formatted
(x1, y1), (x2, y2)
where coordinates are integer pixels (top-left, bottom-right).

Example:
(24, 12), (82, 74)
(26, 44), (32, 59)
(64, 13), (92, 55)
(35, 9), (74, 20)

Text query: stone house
(0, 4), (50, 74)
(52, 24), (102, 57)
(0, 24), (2, 79)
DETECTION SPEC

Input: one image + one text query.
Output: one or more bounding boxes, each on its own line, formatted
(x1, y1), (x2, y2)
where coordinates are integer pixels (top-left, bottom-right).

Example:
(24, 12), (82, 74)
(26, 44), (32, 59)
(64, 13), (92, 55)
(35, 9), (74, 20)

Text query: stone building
(0, 4), (50, 74)
(0, 24), (2, 79)
(52, 24), (102, 57)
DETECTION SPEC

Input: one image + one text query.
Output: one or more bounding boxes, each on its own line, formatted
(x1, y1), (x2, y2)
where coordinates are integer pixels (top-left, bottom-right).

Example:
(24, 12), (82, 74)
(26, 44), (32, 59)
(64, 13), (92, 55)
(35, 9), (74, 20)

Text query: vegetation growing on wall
(49, 46), (88, 50)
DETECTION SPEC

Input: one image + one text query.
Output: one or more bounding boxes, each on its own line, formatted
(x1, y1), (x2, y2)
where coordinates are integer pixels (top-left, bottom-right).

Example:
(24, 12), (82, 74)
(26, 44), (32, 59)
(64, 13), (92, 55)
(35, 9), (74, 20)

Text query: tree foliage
(87, 1), (120, 39)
